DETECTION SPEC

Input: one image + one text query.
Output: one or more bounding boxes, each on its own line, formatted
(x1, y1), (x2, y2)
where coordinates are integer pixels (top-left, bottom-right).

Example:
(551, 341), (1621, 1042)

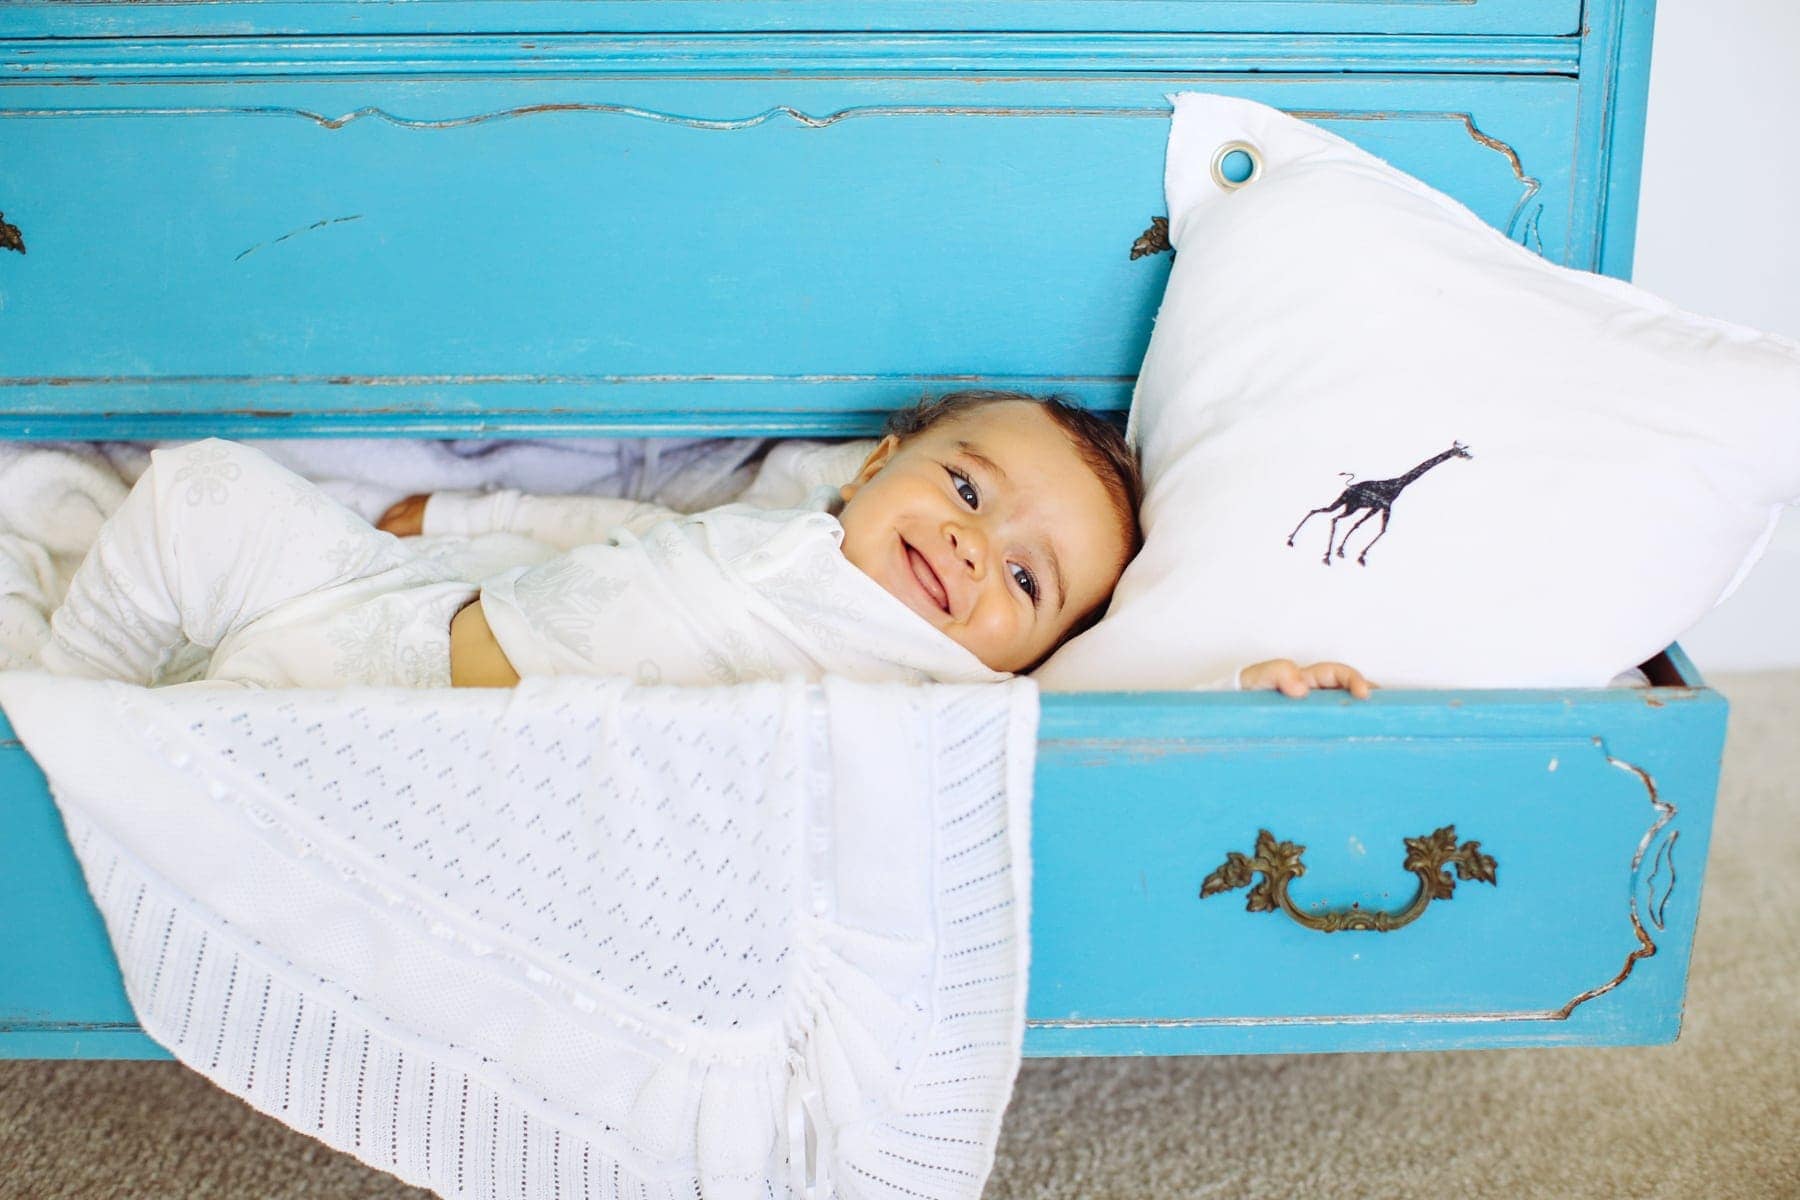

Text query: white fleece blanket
(0, 670), (1037, 1200)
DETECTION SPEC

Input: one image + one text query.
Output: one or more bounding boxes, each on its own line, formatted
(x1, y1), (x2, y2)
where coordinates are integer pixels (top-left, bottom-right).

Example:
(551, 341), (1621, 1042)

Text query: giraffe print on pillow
(1287, 442), (1472, 566)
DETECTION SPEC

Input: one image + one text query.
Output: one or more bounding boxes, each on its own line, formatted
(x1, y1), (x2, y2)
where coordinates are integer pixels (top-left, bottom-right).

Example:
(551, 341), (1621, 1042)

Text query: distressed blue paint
(0, 34), (1585, 79)
(0, 73), (1576, 436)
(1565, 0), (1658, 276)
(0, 1), (1584, 40)
(1035, 739), (1648, 1015)
(0, 389), (1124, 441)
(1023, 659), (1727, 1055)
(1589, 0), (1660, 280)
(0, 729), (162, 1059)
(0, 1029), (169, 1061)
(0, 3), (1705, 1061)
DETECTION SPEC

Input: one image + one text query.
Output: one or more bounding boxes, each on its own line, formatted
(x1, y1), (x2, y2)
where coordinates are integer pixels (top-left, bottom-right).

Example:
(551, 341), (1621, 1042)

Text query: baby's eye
(947, 467), (979, 509)
(1010, 562), (1040, 605)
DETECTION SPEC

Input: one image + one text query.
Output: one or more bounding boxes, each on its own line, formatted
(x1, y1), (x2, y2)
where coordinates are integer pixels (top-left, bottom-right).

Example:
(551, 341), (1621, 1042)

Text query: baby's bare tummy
(449, 599), (521, 688)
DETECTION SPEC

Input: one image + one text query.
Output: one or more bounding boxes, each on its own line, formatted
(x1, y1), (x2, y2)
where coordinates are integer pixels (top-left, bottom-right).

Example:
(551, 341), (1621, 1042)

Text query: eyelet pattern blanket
(0, 671), (1037, 1200)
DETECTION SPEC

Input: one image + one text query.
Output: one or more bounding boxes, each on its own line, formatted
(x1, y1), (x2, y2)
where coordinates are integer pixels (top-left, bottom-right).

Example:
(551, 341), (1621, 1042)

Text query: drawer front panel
(0, 732), (159, 1056)
(1024, 690), (1725, 1053)
(1032, 737), (1650, 1017)
(0, 74), (1577, 434)
(0, 2), (1583, 38)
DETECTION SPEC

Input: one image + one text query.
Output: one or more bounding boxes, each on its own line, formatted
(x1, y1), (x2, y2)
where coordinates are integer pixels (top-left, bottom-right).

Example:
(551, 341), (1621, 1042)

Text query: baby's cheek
(965, 607), (1031, 669)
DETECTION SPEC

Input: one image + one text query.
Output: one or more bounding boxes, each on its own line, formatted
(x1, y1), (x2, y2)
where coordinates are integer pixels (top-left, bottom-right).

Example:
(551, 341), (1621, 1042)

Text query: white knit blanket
(0, 671), (1037, 1200)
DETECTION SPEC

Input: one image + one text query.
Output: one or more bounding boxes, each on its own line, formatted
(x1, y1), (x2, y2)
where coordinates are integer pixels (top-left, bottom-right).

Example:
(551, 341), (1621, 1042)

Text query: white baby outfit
(43, 439), (476, 689)
(42, 439), (1005, 691)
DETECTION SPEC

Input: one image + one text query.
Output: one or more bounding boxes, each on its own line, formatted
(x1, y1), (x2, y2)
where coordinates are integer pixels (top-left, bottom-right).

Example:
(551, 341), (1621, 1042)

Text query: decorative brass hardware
(0, 211), (22, 255)
(1130, 216), (1170, 260)
(1201, 826), (1497, 933)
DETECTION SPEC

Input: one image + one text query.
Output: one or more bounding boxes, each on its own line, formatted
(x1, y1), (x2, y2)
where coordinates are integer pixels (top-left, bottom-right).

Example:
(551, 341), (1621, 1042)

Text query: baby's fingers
(1238, 659), (1304, 697)
(377, 494), (429, 537)
(1304, 661), (1375, 699)
(1240, 659), (1377, 699)
(1262, 660), (1312, 698)
(1277, 663), (1315, 698)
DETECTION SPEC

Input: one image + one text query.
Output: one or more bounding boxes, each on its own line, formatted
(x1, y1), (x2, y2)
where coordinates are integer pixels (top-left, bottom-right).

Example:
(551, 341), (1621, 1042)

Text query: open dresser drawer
(0, 0), (1712, 1061)
(0, 651), (1727, 1058)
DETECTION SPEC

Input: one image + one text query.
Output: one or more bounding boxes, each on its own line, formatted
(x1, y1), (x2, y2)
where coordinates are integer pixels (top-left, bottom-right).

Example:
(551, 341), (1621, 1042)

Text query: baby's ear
(840, 434), (900, 502)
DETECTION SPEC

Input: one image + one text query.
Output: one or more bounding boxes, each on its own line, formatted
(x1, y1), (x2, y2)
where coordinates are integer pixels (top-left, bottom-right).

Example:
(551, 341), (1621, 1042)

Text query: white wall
(1634, 2), (1800, 672)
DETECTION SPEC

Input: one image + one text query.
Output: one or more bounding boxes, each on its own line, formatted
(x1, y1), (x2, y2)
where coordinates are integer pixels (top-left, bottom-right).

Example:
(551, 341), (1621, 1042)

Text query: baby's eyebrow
(956, 441), (1007, 483)
(1040, 537), (1068, 616)
(960, 440), (1068, 614)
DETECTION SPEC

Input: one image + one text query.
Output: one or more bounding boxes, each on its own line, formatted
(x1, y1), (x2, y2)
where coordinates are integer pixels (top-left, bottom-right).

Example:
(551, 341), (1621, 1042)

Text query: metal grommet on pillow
(1210, 140), (1263, 191)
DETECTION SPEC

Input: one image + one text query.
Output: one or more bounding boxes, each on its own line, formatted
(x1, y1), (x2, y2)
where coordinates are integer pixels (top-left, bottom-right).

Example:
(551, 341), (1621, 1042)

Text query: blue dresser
(0, 0), (1724, 1059)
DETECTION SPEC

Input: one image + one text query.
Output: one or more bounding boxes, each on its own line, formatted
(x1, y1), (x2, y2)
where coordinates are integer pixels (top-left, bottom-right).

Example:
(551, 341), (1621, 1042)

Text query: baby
(429, 390), (1140, 687)
(391, 391), (1371, 697)
(42, 390), (1370, 696)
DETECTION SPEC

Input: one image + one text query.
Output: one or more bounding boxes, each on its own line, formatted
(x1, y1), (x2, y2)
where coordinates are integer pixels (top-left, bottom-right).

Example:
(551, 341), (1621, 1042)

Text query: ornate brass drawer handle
(0, 211), (23, 255)
(1200, 826), (1497, 934)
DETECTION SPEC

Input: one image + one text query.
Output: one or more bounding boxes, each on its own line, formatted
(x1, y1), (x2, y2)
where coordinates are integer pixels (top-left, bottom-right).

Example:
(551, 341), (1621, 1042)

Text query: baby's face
(837, 401), (1130, 674)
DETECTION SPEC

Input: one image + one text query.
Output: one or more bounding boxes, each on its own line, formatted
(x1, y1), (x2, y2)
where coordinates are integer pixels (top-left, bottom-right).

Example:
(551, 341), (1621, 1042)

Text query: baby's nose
(948, 523), (988, 577)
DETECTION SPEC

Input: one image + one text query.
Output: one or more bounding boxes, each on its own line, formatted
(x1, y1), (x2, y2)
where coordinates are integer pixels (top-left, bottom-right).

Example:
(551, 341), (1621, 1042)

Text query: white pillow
(1036, 93), (1800, 691)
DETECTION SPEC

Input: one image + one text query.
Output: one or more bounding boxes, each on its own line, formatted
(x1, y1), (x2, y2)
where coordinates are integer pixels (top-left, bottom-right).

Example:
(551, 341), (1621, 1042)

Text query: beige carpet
(3, 672), (1796, 1199)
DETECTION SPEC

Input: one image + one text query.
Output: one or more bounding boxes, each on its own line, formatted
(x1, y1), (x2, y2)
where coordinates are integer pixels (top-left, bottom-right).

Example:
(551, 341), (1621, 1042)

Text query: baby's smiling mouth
(904, 540), (951, 615)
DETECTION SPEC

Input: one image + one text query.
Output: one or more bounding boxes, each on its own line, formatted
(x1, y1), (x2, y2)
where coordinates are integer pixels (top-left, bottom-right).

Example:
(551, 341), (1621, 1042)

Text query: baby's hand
(376, 494), (428, 537)
(1240, 659), (1376, 699)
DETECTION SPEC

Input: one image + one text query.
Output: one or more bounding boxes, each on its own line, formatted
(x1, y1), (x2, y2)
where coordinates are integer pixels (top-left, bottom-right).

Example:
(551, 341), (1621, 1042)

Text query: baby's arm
(378, 491), (676, 550)
(1239, 659), (1375, 699)
(377, 440), (878, 544)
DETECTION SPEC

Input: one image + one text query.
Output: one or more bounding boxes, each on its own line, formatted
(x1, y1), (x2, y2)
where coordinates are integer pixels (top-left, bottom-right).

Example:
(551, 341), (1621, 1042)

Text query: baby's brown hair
(884, 389), (1144, 642)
